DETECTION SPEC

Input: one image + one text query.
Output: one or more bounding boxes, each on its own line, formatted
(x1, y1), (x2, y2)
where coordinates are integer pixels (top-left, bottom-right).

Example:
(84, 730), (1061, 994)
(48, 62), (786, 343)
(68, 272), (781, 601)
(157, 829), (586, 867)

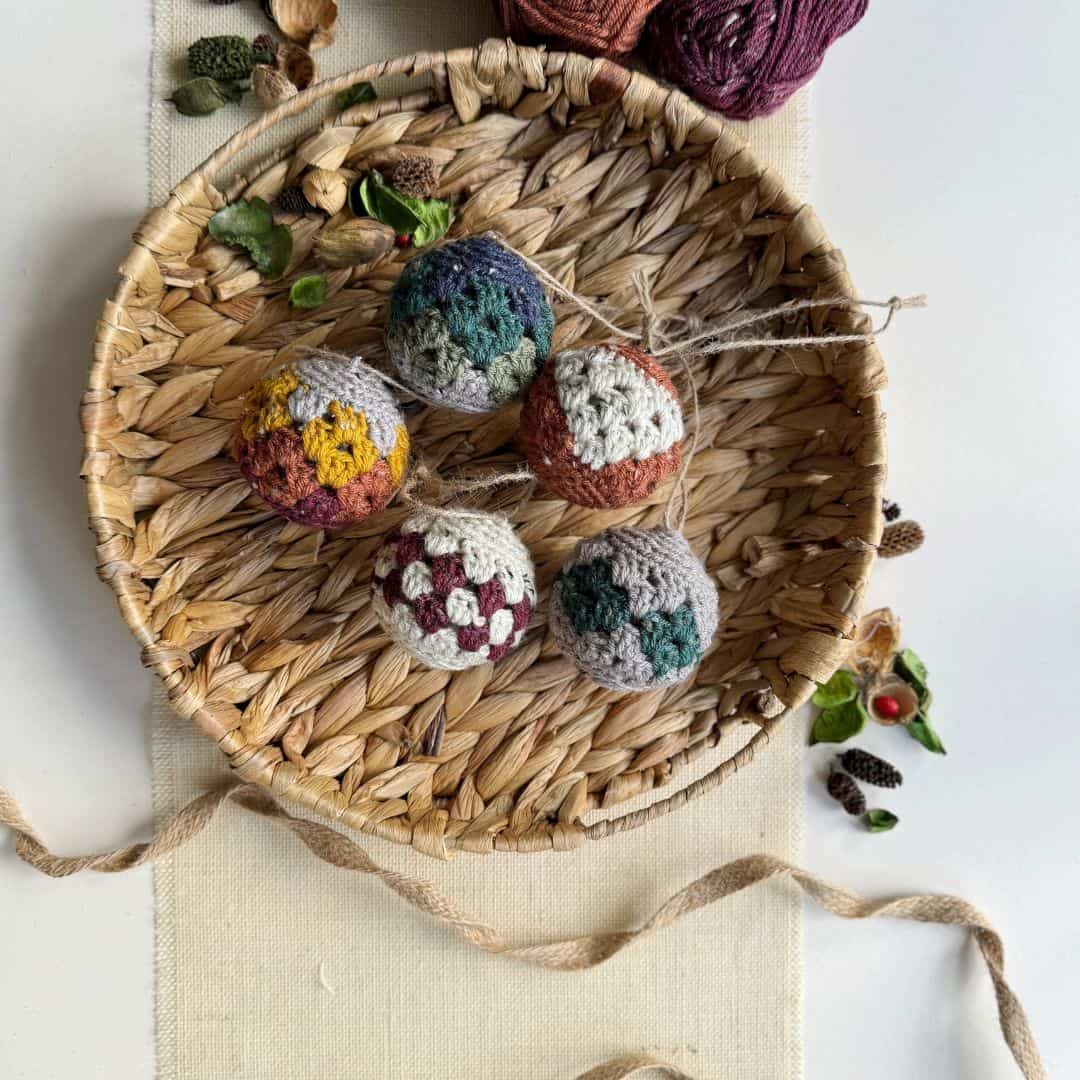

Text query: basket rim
(83, 39), (883, 855)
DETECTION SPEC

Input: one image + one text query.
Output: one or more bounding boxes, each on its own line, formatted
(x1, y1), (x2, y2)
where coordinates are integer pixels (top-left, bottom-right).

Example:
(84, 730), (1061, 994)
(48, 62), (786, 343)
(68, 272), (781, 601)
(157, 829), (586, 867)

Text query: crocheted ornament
(520, 344), (684, 509)
(385, 236), (554, 413)
(550, 526), (718, 691)
(372, 508), (537, 670)
(235, 354), (409, 529)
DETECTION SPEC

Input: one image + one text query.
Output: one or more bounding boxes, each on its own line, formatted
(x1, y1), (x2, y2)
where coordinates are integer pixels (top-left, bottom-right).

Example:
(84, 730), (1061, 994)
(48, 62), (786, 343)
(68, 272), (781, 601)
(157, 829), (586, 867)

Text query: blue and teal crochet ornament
(385, 236), (555, 413)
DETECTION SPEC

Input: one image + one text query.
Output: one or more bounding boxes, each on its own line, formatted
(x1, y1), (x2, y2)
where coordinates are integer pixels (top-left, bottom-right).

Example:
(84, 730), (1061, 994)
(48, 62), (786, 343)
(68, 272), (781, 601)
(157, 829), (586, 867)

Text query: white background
(1, 1), (1078, 1077)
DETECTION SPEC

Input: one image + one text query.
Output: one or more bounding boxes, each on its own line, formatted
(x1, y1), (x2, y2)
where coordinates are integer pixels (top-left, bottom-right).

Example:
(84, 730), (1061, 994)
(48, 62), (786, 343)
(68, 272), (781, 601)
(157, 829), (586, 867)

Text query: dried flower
(848, 607), (902, 676)
(827, 771), (866, 816)
(840, 748), (903, 789)
(391, 156), (438, 200)
(302, 168), (348, 215)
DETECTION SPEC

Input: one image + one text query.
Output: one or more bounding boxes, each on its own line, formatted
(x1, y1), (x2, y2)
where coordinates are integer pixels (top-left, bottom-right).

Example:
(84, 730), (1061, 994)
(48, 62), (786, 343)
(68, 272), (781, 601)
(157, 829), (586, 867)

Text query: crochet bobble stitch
(520, 344), (684, 508)
(550, 526), (718, 691)
(372, 508), (537, 670)
(235, 355), (409, 529)
(385, 236), (555, 413)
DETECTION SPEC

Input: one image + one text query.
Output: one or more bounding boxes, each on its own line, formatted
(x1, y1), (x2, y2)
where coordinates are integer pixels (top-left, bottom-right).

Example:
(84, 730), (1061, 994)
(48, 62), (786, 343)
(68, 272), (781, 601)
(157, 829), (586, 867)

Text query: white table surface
(2, 2), (1077, 1077)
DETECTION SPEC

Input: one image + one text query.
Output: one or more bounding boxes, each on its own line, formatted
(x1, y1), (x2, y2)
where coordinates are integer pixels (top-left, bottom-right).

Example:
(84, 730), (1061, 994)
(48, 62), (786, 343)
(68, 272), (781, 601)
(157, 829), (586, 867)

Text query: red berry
(395, 234), (411, 248)
(873, 694), (901, 718)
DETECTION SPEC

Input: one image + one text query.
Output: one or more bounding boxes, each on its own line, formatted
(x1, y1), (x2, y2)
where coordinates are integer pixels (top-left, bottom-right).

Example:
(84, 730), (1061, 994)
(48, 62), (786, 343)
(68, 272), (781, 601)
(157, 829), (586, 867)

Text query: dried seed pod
(867, 675), (920, 726)
(882, 499), (902, 522)
(275, 184), (313, 214)
(880, 520), (926, 559)
(314, 218), (395, 267)
(302, 168), (348, 215)
(253, 63), (297, 108)
(827, 771), (866, 816)
(840, 748), (903, 789)
(391, 155), (438, 200)
(848, 606), (901, 675)
(277, 41), (316, 91)
(253, 33), (280, 61)
(266, 0), (338, 49)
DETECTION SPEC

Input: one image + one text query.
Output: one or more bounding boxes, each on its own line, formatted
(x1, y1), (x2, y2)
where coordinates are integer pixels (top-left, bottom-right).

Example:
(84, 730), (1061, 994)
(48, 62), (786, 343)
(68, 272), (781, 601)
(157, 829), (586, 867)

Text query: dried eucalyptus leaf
(208, 198), (292, 279)
(809, 697), (867, 746)
(895, 648), (929, 693)
(411, 198), (451, 247)
(812, 669), (859, 709)
(864, 809), (899, 833)
(335, 81), (376, 110)
(349, 171), (451, 247)
(170, 77), (231, 116)
(288, 274), (327, 309)
(907, 715), (947, 755)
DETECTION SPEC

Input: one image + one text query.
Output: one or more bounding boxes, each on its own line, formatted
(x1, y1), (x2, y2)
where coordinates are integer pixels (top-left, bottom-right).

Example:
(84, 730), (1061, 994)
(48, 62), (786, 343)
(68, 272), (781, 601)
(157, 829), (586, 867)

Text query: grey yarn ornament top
(549, 526), (719, 691)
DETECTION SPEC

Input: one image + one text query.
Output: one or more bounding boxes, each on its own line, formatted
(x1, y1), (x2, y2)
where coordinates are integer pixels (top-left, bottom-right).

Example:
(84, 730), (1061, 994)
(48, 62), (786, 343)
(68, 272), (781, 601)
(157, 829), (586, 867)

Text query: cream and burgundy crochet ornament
(235, 354), (409, 528)
(385, 236), (555, 413)
(520, 343), (684, 508)
(550, 526), (718, 691)
(372, 507), (537, 670)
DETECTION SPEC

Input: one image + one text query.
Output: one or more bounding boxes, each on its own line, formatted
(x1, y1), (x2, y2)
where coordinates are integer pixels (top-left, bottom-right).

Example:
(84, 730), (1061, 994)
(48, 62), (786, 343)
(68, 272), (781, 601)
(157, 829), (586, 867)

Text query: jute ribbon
(0, 779), (1044, 1079)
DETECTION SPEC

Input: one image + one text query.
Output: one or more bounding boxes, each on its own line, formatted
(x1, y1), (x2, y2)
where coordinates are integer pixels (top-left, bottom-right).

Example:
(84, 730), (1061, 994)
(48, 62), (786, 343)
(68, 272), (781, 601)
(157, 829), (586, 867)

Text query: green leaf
(349, 171), (452, 248)
(208, 197), (275, 242)
(335, 81), (376, 110)
(864, 809), (899, 833)
(812, 669), (859, 709)
(170, 77), (231, 117)
(809, 697), (867, 746)
(207, 198), (293, 279)
(895, 648), (929, 693)
(288, 274), (327, 310)
(907, 715), (947, 755)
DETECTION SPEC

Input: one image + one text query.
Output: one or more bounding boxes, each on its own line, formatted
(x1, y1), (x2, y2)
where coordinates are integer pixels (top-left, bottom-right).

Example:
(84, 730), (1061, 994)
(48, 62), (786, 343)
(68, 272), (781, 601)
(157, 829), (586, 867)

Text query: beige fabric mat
(150, 4), (810, 1077)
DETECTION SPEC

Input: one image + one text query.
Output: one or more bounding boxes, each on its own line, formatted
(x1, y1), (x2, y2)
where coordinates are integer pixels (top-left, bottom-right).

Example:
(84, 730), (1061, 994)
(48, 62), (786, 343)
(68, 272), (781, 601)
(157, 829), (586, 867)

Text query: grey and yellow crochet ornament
(385, 236), (554, 413)
(550, 526), (718, 691)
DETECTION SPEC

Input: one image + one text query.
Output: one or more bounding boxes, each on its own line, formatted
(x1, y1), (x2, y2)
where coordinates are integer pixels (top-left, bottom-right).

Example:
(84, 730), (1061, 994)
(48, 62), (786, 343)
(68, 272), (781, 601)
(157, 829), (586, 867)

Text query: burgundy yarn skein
(647, 0), (868, 119)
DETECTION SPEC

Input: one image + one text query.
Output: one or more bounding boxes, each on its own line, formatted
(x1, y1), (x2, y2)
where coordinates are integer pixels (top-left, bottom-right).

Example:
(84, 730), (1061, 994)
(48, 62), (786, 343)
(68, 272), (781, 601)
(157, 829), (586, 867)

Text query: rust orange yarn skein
(494, 0), (664, 58)
(520, 343), (684, 509)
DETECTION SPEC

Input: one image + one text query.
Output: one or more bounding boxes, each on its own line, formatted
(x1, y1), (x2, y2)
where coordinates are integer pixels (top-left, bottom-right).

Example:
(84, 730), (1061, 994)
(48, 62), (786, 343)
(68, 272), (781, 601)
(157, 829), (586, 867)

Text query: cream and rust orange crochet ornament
(235, 354), (409, 528)
(519, 343), (684, 508)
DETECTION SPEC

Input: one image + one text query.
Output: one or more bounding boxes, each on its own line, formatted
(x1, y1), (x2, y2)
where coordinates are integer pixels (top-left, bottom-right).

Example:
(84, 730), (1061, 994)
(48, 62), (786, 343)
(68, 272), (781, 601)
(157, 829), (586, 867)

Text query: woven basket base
(83, 41), (885, 857)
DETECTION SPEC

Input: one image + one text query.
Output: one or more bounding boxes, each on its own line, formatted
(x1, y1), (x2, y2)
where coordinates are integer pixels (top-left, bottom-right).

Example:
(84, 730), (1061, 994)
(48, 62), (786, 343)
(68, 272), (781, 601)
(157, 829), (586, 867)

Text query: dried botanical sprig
(840, 749), (903, 789)
(826, 771), (866, 816)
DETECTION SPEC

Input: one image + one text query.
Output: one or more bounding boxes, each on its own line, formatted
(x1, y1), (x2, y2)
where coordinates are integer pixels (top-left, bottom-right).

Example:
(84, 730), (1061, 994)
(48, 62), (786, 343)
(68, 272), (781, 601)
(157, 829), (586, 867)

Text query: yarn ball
(494, 0), (664, 58)
(235, 354), (409, 529)
(371, 508), (537, 670)
(550, 527), (718, 691)
(519, 343), (684, 509)
(385, 236), (555, 413)
(646, 0), (869, 120)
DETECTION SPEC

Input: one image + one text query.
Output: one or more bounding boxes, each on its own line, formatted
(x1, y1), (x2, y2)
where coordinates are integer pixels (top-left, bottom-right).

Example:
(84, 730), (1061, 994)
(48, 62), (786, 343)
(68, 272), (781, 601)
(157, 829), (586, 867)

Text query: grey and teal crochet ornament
(550, 527), (719, 691)
(385, 236), (555, 413)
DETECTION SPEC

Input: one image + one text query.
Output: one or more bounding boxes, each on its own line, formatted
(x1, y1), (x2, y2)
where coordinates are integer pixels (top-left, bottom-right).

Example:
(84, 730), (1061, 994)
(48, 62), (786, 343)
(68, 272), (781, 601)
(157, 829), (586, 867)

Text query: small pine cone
(827, 771), (867, 816)
(840, 748), (903, 789)
(253, 33), (279, 60)
(882, 499), (902, 522)
(879, 520), (925, 559)
(275, 184), (313, 214)
(391, 156), (438, 200)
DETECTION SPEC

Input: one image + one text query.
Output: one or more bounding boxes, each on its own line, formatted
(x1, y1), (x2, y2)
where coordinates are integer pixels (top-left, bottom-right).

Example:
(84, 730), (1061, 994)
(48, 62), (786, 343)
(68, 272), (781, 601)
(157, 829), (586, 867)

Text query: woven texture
(146, 4), (814, 1075)
(106, 36), (886, 860)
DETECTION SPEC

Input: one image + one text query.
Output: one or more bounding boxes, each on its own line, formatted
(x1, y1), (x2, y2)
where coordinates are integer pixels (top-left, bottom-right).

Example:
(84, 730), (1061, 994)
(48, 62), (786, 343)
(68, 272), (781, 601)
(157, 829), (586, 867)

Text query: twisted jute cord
(0, 780), (1045, 1080)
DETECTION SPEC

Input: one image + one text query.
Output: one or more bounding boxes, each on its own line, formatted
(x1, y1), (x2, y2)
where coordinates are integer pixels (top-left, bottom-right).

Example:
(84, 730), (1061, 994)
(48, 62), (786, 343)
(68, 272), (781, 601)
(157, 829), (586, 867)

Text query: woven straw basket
(84, 40), (885, 858)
